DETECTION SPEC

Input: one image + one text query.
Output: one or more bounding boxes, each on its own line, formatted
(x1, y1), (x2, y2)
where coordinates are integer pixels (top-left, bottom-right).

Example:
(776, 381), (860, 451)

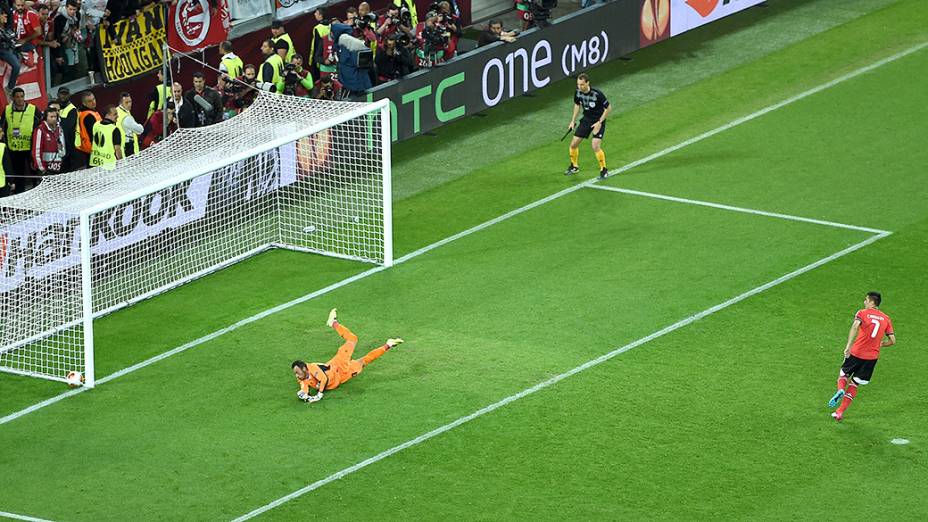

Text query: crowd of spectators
(0, 0), (532, 197)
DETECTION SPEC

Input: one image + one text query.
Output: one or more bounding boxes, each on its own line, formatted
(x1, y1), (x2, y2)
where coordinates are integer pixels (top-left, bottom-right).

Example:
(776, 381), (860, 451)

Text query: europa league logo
(640, 0), (669, 47)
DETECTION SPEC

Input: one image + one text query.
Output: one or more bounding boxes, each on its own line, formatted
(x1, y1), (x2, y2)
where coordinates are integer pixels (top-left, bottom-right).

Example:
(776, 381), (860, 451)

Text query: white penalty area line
(2, 41), (921, 428)
(231, 230), (891, 521)
(586, 185), (891, 235)
(0, 510), (56, 522)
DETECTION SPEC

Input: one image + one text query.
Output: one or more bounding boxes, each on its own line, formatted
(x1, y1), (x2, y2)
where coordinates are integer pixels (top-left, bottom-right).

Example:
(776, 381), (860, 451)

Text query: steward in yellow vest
(271, 21), (296, 63)
(0, 141), (9, 197)
(259, 39), (285, 93)
(218, 40), (244, 80)
(89, 106), (124, 168)
(116, 93), (142, 156)
(0, 87), (41, 192)
(148, 70), (170, 119)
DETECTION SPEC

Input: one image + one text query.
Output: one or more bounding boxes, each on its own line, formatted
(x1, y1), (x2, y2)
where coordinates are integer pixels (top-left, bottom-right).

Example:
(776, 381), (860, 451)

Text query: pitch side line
(586, 185), (891, 234)
(2, 41), (921, 428)
(231, 230), (891, 521)
(0, 510), (56, 522)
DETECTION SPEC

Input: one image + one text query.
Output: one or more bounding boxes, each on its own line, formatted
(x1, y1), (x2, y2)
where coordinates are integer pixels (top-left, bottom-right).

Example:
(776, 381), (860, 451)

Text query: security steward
(57, 87), (79, 173)
(89, 105), (123, 168)
(0, 127), (14, 197)
(74, 91), (102, 169)
(1, 87), (41, 193)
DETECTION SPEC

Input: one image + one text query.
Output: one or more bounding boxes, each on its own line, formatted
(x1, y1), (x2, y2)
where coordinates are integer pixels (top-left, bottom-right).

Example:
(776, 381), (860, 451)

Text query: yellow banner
(97, 4), (167, 84)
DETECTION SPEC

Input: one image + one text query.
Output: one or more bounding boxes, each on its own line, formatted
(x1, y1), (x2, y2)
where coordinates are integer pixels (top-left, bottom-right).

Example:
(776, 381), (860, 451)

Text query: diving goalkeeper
(292, 309), (404, 403)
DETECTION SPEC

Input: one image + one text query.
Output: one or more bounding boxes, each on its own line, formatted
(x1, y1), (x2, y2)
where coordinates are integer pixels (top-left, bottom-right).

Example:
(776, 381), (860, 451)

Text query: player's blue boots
(828, 389), (845, 409)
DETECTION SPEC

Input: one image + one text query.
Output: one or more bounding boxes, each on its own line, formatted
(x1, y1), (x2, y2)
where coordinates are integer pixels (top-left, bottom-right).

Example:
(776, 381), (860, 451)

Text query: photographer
(283, 54), (314, 97)
(330, 21), (373, 95)
(313, 75), (344, 101)
(415, 14), (448, 68)
(375, 32), (415, 84)
(232, 64), (259, 110)
(435, 1), (461, 57)
(478, 19), (517, 47)
(376, 5), (414, 44)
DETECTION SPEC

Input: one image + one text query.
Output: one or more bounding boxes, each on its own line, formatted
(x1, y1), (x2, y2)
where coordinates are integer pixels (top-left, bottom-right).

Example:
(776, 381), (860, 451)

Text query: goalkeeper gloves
(297, 390), (324, 403)
(386, 338), (404, 348)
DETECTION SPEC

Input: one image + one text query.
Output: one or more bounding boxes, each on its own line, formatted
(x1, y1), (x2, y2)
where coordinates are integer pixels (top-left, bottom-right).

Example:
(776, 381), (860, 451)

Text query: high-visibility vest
(60, 102), (76, 121)
(272, 33), (296, 63)
(76, 110), (101, 153)
(221, 54), (244, 79)
(5, 104), (37, 152)
(263, 53), (284, 87)
(89, 121), (118, 167)
(147, 84), (169, 119)
(0, 143), (6, 188)
(394, 0), (418, 25)
(115, 106), (139, 156)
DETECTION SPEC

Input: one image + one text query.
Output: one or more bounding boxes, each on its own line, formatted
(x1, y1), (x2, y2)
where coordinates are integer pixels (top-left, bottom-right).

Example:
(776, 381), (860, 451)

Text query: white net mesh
(0, 93), (389, 385)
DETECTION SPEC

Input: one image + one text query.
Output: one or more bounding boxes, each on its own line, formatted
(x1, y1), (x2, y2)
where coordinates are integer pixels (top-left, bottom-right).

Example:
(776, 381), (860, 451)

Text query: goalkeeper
(292, 309), (404, 403)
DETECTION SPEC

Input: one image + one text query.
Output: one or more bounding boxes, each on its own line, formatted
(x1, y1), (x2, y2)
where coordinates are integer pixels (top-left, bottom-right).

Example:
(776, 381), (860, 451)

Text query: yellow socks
(595, 150), (606, 169)
(569, 147), (579, 167)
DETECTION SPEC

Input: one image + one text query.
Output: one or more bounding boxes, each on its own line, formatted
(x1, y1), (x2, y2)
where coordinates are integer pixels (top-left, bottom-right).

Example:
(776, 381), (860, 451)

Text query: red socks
(837, 375), (848, 391)
(836, 383), (858, 415)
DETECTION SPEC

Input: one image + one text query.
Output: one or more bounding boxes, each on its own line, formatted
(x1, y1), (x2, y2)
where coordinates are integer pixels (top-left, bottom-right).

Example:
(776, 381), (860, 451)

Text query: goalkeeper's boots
(564, 164), (580, 176)
(386, 338), (404, 349)
(599, 167), (609, 179)
(326, 308), (338, 328)
(828, 389), (845, 409)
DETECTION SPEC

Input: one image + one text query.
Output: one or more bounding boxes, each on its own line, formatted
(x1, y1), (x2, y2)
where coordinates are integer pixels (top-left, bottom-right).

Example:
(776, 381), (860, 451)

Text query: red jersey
(850, 308), (894, 360)
(13, 8), (41, 45)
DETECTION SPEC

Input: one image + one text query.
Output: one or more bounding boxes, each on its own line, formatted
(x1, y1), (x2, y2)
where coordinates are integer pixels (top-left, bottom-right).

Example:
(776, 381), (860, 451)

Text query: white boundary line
(586, 185), (891, 234)
(0, 510), (56, 522)
(231, 231), (891, 522)
(1, 41), (921, 428)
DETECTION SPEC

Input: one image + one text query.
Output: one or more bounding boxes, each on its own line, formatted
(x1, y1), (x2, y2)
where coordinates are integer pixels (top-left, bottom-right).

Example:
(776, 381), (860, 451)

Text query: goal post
(0, 94), (392, 388)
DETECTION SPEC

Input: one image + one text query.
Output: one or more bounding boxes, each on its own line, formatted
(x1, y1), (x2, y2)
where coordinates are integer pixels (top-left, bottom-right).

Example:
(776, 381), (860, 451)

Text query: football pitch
(2, 0), (928, 520)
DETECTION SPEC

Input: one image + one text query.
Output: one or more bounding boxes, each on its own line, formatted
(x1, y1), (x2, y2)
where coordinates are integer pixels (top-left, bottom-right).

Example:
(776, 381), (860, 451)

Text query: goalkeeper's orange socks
(569, 147), (579, 167)
(361, 345), (388, 365)
(595, 150), (606, 170)
(835, 383), (858, 416)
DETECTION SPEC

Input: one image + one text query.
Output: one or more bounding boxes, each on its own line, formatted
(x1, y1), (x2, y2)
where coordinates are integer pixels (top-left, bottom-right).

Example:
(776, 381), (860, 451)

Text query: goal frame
(69, 98), (392, 388)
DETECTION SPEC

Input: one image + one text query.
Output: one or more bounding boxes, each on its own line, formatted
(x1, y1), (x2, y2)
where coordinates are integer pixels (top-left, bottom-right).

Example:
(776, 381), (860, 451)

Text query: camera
(421, 25), (448, 54)
(353, 12), (376, 29)
(317, 79), (336, 100)
(389, 31), (410, 47)
(529, 0), (558, 27)
(282, 63), (301, 95)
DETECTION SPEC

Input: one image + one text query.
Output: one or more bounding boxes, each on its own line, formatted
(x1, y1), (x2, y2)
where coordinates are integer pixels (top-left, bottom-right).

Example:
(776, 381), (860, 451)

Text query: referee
(565, 73), (611, 178)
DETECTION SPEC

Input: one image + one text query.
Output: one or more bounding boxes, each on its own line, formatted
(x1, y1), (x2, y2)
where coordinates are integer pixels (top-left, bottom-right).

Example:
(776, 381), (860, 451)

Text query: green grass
(2, 0), (928, 520)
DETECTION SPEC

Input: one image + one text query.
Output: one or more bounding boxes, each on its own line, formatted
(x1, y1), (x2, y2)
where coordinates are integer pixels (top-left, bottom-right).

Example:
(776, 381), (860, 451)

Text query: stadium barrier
(366, 0), (767, 141)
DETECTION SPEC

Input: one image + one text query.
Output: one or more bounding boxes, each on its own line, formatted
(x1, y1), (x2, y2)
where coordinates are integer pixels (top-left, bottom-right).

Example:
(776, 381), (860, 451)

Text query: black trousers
(9, 150), (34, 194)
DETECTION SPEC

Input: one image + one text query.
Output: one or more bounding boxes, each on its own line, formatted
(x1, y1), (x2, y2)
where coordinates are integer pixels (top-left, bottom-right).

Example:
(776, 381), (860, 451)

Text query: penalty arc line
(231, 231), (891, 521)
(2, 41), (922, 427)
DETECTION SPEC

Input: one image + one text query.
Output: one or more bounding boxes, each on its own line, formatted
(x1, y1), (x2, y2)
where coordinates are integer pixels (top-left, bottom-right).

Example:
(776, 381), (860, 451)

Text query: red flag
(169, 0), (230, 53)
(0, 49), (48, 110)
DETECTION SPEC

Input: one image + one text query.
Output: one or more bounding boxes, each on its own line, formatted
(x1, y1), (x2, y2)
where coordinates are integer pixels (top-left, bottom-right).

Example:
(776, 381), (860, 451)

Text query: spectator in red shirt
(12, 0), (41, 50)
(141, 101), (177, 149)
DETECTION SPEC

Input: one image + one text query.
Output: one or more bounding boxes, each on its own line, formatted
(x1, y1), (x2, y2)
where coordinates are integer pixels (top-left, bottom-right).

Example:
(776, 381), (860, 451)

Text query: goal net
(0, 93), (391, 387)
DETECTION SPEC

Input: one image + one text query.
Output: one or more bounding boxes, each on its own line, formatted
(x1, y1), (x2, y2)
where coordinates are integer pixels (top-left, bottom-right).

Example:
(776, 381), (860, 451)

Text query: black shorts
(574, 119), (606, 140)
(841, 355), (878, 384)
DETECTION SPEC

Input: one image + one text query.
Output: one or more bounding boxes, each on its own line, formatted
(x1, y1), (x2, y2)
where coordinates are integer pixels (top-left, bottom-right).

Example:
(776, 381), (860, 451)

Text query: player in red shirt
(828, 291), (896, 421)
